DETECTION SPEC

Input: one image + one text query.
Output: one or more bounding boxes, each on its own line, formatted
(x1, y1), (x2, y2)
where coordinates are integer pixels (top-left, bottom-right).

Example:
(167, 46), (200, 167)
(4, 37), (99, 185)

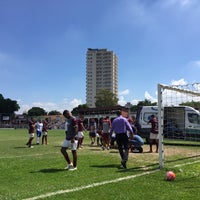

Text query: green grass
(164, 138), (200, 146)
(0, 129), (200, 200)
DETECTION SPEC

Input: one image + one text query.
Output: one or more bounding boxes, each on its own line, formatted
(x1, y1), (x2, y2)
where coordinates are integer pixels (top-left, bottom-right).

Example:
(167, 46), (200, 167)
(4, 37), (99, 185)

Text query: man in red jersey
(101, 116), (111, 150)
(76, 113), (86, 149)
(61, 110), (78, 171)
(42, 118), (49, 145)
(148, 115), (159, 153)
(26, 117), (36, 148)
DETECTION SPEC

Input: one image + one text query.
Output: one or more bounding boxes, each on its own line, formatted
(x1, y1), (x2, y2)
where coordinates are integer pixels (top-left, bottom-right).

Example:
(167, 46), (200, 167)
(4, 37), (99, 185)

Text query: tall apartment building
(86, 48), (118, 108)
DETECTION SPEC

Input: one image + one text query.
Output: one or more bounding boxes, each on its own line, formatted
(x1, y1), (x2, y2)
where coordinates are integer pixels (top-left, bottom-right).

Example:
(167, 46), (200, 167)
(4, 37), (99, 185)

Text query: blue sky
(0, 0), (200, 114)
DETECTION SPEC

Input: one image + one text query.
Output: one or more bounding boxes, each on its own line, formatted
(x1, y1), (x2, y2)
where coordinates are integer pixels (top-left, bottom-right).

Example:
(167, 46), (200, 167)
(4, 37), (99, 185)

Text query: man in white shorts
(61, 110), (78, 171)
(76, 113), (86, 149)
(36, 119), (43, 145)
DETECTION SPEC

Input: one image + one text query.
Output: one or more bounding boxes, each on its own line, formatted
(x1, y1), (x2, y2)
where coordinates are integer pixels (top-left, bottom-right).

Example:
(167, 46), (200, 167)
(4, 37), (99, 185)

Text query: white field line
(22, 169), (159, 200)
(174, 159), (200, 167)
(22, 158), (200, 200)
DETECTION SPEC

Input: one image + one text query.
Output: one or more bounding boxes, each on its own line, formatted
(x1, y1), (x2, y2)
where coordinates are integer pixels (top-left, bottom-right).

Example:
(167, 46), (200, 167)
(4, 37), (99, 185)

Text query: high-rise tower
(86, 48), (118, 108)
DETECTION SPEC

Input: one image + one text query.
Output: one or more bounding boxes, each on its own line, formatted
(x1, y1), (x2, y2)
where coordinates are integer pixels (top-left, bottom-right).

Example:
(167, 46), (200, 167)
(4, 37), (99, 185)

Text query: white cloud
(69, 99), (82, 108)
(130, 99), (139, 105)
(144, 91), (157, 103)
(119, 89), (130, 96)
(171, 78), (187, 86)
(188, 60), (200, 68)
(16, 98), (83, 114)
(118, 95), (126, 106)
(17, 104), (31, 114)
(62, 98), (82, 111)
(32, 102), (57, 110)
(118, 89), (131, 106)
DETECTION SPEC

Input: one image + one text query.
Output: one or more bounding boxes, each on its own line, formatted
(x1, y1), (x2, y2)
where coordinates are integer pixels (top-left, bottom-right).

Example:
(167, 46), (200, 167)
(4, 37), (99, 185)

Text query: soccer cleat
(64, 163), (73, 170)
(68, 166), (77, 171)
(121, 160), (127, 169)
(29, 146), (34, 148)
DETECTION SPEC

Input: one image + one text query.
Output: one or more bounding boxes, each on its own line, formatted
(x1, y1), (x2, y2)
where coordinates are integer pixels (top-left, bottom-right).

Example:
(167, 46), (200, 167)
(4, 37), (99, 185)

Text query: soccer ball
(166, 171), (176, 181)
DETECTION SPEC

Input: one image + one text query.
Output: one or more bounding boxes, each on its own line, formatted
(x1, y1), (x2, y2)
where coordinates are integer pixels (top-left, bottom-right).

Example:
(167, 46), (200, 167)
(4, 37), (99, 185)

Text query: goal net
(157, 83), (200, 168)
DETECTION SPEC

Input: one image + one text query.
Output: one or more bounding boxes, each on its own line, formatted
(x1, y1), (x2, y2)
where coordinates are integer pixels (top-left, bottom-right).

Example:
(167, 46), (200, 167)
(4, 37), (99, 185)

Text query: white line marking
(22, 169), (159, 200)
(174, 159), (200, 167)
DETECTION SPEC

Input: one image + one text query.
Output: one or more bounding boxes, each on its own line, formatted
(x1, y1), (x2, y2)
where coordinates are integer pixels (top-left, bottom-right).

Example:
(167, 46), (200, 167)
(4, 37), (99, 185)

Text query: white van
(136, 106), (200, 142)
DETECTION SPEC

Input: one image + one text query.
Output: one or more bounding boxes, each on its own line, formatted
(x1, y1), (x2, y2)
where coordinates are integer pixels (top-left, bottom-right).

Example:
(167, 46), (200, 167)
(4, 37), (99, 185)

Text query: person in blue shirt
(129, 135), (144, 153)
(128, 116), (144, 153)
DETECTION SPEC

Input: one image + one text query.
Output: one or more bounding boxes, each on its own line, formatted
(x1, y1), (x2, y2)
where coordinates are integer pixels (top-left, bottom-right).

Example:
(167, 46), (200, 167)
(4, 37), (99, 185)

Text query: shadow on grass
(90, 163), (159, 173)
(165, 154), (200, 164)
(89, 148), (104, 151)
(30, 168), (64, 173)
(90, 164), (120, 169)
(14, 146), (29, 149)
(119, 165), (160, 173)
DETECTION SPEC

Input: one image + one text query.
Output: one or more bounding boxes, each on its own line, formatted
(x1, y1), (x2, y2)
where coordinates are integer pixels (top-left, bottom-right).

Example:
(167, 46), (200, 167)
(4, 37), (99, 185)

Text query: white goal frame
(157, 83), (200, 168)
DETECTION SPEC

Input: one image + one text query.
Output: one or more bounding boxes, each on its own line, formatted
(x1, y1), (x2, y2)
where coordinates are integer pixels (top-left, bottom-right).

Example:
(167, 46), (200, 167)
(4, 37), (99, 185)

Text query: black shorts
(89, 132), (96, 137)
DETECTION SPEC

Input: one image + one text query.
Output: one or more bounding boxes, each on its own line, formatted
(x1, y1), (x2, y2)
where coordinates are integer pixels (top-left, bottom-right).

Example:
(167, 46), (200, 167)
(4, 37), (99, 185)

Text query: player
(61, 110), (78, 171)
(89, 118), (97, 145)
(36, 119), (43, 145)
(101, 116), (111, 150)
(148, 114), (159, 153)
(26, 117), (36, 148)
(42, 118), (49, 145)
(77, 113), (86, 149)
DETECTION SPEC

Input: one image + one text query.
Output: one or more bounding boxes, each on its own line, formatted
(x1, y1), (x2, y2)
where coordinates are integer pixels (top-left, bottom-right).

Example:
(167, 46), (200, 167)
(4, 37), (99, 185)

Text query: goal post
(157, 83), (200, 168)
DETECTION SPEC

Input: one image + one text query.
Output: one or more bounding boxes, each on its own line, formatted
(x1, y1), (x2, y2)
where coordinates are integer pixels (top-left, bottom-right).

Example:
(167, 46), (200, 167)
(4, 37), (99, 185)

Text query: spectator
(148, 115), (159, 153)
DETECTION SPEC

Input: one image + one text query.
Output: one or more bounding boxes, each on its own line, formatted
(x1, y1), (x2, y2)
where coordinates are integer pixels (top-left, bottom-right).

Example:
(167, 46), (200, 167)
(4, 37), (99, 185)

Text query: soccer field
(0, 129), (200, 200)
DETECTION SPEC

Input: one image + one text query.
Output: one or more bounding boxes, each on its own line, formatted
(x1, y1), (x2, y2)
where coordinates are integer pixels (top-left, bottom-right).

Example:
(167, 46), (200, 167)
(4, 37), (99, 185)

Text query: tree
(137, 99), (157, 107)
(180, 101), (200, 110)
(71, 104), (89, 115)
(28, 107), (47, 116)
(48, 110), (61, 115)
(0, 94), (20, 114)
(130, 99), (157, 113)
(95, 89), (118, 108)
